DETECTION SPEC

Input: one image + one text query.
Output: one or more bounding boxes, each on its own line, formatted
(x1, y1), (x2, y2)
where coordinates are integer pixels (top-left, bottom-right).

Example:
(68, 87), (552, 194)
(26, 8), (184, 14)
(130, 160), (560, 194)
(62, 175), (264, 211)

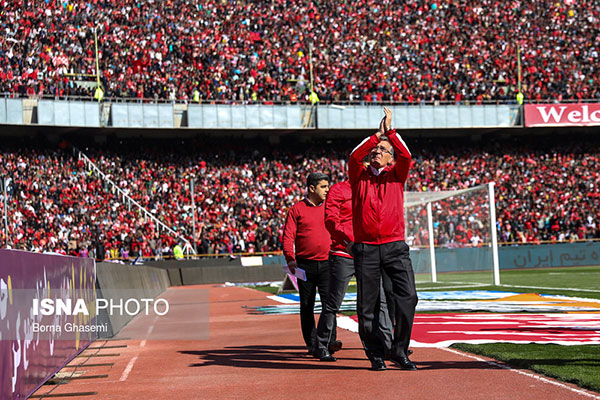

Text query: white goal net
(404, 183), (500, 287)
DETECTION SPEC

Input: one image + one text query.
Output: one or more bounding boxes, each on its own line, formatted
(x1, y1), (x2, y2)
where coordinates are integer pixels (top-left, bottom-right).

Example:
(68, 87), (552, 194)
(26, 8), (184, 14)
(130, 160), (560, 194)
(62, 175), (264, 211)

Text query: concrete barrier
(145, 242), (600, 286)
(145, 257), (285, 285)
(411, 241), (600, 274)
(95, 262), (170, 337)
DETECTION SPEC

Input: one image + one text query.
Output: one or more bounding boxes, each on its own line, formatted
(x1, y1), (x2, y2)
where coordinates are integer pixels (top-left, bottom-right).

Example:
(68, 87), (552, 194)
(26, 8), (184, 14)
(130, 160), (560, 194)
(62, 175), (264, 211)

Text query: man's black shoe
(328, 340), (343, 354)
(313, 348), (337, 362)
(385, 349), (413, 360)
(370, 358), (387, 371)
(391, 356), (417, 371)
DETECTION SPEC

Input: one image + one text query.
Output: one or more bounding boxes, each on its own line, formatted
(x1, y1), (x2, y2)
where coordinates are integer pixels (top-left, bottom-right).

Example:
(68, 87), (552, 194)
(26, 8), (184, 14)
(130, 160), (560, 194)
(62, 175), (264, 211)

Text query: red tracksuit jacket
(348, 129), (412, 244)
(325, 180), (353, 259)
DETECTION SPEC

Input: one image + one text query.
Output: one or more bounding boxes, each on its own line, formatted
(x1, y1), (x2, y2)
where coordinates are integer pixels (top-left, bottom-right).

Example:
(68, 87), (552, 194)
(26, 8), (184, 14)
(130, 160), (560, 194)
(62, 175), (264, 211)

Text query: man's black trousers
(353, 241), (418, 360)
(296, 258), (330, 350)
(315, 254), (394, 352)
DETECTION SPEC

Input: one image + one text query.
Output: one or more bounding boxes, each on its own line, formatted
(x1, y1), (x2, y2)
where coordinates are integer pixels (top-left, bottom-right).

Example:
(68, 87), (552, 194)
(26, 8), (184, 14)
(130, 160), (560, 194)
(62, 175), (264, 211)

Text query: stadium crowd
(1, 135), (598, 260)
(1, 0), (599, 103)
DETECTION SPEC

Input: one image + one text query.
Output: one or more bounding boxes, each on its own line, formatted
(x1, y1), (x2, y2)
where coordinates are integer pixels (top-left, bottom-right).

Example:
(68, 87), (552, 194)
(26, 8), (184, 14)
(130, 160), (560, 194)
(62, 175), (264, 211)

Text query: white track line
(140, 316), (158, 348)
(120, 319), (156, 381)
(442, 347), (600, 399)
(140, 322), (155, 348)
(119, 355), (138, 382)
(499, 284), (600, 293)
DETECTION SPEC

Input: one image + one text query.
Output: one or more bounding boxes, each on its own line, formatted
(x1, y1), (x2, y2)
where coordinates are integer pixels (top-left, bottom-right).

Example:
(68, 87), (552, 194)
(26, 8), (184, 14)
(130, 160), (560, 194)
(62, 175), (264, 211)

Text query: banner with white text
(525, 103), (600, 127)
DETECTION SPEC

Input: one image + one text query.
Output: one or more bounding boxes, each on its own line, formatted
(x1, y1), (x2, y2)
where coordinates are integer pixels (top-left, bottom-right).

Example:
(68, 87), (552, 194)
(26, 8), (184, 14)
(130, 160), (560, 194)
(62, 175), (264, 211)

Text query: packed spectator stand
(1, 0), (599, 103)
(1, 134), (598, 260)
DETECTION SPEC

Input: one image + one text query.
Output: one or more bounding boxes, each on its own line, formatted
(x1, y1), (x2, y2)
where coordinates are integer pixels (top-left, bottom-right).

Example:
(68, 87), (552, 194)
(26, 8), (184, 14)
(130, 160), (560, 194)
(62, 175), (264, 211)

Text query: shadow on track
(180, 345), (507, 371)
(180, 345), (371, 370)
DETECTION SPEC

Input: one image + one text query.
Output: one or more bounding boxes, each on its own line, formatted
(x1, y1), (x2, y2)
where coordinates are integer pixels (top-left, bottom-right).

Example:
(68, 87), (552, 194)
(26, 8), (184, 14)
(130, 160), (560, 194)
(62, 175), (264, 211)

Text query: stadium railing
(4, 92), (600, 106)
(2, 96), (525, 129)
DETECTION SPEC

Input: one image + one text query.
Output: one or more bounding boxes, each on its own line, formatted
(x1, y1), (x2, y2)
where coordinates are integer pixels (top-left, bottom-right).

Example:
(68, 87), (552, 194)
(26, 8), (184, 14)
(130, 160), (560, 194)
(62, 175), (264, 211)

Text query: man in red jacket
(282, 172), (331, 354)
(349, 107), (418, 371)
(313, 179), (395, 361)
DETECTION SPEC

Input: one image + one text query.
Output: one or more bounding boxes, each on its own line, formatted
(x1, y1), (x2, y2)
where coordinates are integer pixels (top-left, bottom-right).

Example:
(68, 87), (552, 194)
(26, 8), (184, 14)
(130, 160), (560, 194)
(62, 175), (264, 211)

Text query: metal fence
(111, 102), (174, 128)
(0, 98), (24, 124)
(318, 104), (520, 129)
(0, 96), (528, 129)
(37, 100), (100, 127)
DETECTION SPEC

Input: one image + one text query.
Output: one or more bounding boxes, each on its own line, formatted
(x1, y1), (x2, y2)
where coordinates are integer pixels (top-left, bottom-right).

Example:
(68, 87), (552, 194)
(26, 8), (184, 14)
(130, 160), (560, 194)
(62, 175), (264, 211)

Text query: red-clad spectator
(1, 1), (599, 102)
(1, 134), (599, 257)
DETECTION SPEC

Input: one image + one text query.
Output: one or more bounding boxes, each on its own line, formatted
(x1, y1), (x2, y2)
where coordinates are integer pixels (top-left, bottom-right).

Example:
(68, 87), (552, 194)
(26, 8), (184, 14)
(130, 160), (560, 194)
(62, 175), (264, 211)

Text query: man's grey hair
(380, 136), (395, 158)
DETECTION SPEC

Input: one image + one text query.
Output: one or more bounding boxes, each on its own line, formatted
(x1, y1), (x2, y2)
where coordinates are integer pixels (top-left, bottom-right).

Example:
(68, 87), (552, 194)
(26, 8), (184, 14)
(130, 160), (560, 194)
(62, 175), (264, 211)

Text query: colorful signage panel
(525, 103), (600, 127)
(0, 249), (95, 400)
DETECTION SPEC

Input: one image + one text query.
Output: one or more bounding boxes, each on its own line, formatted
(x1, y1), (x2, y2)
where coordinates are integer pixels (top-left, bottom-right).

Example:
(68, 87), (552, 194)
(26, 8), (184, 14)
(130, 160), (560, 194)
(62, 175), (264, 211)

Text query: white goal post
(404, 182), (500, 285)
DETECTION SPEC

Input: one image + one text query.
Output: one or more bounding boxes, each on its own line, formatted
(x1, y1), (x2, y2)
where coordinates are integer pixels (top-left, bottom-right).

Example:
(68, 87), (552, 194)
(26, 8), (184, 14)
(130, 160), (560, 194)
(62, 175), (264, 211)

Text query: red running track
(31, 285), (600, 399)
